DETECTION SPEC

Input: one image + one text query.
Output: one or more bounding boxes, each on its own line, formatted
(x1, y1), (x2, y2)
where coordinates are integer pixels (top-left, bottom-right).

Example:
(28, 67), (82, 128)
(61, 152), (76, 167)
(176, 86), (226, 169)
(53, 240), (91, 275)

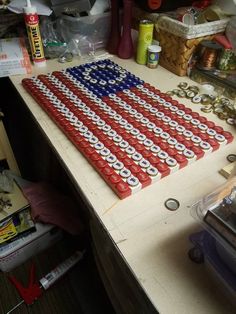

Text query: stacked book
(0, 176), (36, 247)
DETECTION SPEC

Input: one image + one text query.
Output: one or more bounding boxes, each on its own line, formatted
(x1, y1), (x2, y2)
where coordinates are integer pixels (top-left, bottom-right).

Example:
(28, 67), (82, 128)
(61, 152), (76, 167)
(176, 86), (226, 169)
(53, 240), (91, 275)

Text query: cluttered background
(0, 2), (236, 313)
(0, 0), (236, 122)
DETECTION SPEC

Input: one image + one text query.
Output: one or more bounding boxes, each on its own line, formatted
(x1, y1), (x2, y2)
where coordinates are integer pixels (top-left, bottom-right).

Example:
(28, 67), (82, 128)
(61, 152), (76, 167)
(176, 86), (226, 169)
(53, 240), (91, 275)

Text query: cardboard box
(0, 223), (63, 272)
(0, 37), (32, 78)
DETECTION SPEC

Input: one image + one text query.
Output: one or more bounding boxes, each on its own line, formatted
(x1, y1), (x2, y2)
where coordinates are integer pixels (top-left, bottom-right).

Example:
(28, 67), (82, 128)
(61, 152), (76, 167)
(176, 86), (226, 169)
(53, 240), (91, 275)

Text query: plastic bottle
(23, 0), (46, 67)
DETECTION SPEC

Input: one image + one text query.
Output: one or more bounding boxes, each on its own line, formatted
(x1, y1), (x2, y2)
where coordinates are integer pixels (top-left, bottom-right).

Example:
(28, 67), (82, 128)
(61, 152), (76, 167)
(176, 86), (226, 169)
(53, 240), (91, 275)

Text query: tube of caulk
(39, 251), (85, 290)
(23, 0), (46, 67)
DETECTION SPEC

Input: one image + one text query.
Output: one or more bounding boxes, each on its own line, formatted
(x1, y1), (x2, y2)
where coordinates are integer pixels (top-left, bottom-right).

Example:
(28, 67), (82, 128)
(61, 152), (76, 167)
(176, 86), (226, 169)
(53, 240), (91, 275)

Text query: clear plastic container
(189, 231), (236, 307)
(191, 176), (236, 274)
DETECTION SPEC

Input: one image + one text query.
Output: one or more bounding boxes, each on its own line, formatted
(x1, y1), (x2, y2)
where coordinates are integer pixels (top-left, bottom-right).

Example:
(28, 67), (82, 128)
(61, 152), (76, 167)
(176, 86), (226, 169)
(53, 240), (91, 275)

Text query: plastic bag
(56, 12), (110, 57)
(40, 16), (67, 59)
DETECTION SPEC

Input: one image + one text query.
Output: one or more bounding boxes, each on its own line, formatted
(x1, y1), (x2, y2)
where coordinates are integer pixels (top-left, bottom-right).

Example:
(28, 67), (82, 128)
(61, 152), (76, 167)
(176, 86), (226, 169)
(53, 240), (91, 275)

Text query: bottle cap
(148, 45), (162, 53)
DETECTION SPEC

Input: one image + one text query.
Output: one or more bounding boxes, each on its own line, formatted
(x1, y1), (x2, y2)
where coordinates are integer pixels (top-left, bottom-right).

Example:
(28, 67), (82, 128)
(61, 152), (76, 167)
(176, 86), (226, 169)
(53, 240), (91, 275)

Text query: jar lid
(148, 45), (162, 53)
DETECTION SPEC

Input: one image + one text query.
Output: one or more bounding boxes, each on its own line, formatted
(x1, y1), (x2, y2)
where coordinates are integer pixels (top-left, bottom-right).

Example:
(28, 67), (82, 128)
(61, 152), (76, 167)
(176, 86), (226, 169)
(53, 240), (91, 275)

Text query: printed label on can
(147, 50), (159, 68)
(146, 45), (161, 69)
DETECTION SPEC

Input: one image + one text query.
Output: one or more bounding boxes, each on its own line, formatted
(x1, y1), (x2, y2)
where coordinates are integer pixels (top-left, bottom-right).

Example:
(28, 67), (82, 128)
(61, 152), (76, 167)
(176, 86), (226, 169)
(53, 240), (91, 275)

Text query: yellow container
(136, 20), (154, 65)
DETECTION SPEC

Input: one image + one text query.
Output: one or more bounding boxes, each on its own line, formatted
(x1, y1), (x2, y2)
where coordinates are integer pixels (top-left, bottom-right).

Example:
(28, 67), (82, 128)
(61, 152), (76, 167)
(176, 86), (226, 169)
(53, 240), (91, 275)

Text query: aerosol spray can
(23, 0), (46, 67)
(136, 20), (154, 65)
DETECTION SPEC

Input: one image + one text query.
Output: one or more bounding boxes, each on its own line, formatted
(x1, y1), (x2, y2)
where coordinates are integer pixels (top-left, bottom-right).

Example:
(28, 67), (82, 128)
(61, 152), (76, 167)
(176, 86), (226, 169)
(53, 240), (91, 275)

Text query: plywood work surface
(10, 56), (236, 314)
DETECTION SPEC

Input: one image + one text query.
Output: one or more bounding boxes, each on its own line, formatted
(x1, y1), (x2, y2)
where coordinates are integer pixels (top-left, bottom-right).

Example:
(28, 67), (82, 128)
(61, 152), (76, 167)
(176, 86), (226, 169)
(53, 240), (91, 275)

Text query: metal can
(136, 20), (154, 65)
(147, 45), (161, 68)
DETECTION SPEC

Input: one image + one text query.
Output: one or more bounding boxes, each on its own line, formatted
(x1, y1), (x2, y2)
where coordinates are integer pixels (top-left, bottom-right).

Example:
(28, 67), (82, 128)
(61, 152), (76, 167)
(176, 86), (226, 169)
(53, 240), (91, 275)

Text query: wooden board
(219, 161), (236, 179)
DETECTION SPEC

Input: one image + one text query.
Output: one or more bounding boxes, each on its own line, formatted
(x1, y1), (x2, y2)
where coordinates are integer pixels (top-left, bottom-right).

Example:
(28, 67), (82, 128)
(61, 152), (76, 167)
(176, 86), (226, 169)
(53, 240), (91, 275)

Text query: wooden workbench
(9, 55), (236, 314)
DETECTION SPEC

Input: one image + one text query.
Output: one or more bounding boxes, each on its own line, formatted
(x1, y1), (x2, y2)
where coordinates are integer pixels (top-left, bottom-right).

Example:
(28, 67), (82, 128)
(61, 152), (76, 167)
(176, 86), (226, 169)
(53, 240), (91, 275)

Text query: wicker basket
(155, 16), (229, 76)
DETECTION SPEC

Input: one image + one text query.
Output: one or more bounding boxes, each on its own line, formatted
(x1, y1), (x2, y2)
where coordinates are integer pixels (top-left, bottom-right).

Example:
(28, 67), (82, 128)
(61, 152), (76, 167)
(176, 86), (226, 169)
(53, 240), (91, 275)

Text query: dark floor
(0, 233), (116, 314)
(0, 77), (116, 314)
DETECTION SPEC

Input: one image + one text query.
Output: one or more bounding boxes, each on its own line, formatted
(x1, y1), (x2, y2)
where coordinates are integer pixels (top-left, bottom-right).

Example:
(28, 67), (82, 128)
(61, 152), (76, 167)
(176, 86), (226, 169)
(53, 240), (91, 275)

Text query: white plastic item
(148, 45), (161, 53)
(212, 0), (236, 15)
(40, 251), (84, 290)
(23, 0), (46, 67)
(0, 223), (63, 272)
(89, 0), (110, 15)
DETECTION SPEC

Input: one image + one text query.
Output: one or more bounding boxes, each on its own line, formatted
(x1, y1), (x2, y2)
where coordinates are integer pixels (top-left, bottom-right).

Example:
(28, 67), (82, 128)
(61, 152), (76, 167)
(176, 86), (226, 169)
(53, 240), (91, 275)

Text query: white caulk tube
(39, 251), (85, 290)
(23, 0), (46, 67)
